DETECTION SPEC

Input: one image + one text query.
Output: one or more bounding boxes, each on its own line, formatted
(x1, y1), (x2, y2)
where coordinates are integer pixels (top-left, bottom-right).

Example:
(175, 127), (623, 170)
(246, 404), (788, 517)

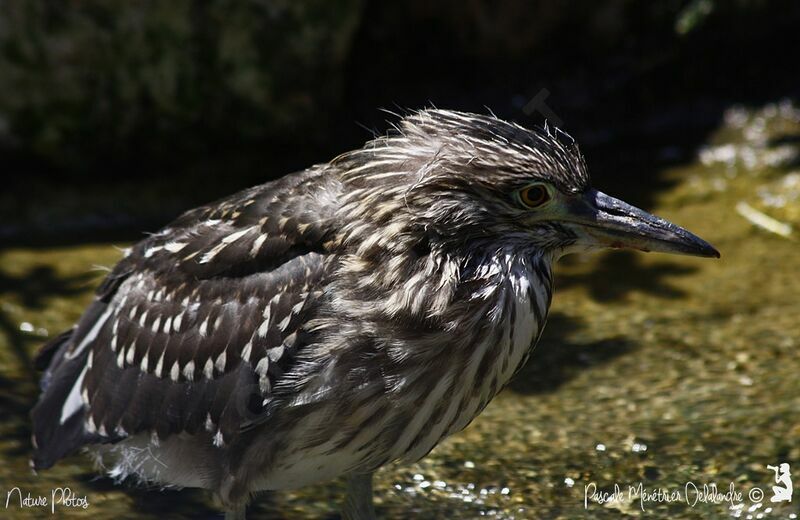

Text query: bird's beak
(565, 189), (720, 258)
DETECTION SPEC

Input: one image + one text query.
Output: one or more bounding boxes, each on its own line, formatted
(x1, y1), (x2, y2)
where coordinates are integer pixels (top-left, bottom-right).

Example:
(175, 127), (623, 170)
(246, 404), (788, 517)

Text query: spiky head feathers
(335, 109), (590, 252)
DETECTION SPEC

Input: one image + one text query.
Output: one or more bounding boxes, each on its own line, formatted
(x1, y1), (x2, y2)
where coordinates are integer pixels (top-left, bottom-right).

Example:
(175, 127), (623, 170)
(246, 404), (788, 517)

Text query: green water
(1, 102), (799, 519)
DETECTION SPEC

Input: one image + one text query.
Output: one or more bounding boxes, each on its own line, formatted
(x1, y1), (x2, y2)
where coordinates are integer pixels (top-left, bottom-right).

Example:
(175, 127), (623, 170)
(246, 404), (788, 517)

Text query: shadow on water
(509, 250), (700, 395)
(0, 375), (37, 457)
(509, 312), (636, 395)
(0, 266), (97, 458)
(557, 250), (699, 302)
(0, 266), (95, 380)
(80, 476), (221, 519)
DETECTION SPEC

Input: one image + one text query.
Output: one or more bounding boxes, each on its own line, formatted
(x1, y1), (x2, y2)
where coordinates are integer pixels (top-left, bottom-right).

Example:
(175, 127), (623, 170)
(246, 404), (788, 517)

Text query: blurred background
(1, 1), (799, 518)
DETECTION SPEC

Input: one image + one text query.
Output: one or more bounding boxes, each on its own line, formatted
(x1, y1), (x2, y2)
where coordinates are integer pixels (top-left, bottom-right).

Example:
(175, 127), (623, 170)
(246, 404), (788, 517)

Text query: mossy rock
(0, 0), (363, 173)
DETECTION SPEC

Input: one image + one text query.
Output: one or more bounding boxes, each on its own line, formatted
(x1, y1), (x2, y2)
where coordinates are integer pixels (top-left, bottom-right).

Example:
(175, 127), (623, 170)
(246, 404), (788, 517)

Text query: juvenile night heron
(31, 109), (718, 518)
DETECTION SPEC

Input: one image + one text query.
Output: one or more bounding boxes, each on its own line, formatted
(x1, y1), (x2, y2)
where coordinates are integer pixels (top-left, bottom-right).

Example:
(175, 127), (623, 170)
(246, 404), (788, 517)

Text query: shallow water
(1, 101), (799, 518)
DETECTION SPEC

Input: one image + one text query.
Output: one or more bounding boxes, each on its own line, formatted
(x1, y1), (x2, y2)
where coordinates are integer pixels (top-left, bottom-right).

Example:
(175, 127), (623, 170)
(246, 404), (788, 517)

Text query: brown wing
(31, 168), (341, 469)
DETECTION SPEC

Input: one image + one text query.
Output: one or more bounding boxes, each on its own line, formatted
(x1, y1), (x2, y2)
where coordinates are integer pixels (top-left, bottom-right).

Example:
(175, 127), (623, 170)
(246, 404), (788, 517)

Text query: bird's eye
(518, 184), (551, 208)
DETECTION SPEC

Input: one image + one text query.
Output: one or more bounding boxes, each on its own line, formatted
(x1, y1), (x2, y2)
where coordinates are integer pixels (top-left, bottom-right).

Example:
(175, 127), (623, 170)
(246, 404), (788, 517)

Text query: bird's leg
(342, 473), (376, 520)
(224, 505), (246, 520)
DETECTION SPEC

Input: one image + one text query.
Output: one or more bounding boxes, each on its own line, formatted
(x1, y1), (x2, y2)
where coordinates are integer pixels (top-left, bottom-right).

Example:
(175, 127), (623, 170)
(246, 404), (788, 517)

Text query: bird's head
(338, 109), (719, 261)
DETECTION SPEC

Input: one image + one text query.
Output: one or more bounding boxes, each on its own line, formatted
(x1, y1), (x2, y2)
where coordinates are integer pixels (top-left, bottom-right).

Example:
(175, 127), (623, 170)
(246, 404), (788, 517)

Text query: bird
(30, 109), (719, 519)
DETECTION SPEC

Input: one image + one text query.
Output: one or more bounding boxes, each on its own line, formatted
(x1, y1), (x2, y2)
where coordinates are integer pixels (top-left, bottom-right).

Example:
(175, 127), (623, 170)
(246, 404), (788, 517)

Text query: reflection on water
(1, 101), (799, 518)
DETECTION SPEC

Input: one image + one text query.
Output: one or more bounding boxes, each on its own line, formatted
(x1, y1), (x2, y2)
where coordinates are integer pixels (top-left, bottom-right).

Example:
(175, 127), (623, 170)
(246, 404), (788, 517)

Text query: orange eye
(519, 184), (550, 208)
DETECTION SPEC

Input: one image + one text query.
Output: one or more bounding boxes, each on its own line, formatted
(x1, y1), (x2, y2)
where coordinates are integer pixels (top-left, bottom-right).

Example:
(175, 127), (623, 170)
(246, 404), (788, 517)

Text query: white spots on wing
(86, 349), (94, 369)
(223, 226), (255, 244)
(81, 388), (90, 406)
(116, 347), (125, 368)
(213, 430), (225, 448)
(144, 245), (164, 258)
(86, 415), (97, 434)
(138, 310), (148, 328)
(250, 233), (268, 257)
(283, 332), (297, 348)
(140, 352), (149, 372)
(257, 316), (271, 338)
(205, 413), (215, 432)
(182, 360), (195, 381)
(170, 361), (180, 382)
(128, 305), (138, 321)
(173, 311), (184, 333)
(255, 357), (270, 393)
(164, 241), (188, 253)
(199, 316), (210, 337)
(135, 276), (147, 290)
(199, 243), (227, 264)
(60, 365), (88, 424)
(98, 423), (108, 437)
(214, 351), (227, 373)
(66, 306), (113, 360)
(278, 216), (289, 230)
(151, 316), (161, 334)
(200, 225), (259, 264)
(267, 344), (284, 363)
(241, 340), (253, 363)
(125, 341), (136, 365)
(154, 350), (166, 378)
(268, 292), (282, 308)
(203, 357), (214, 379)
(278, 316), (291, 333)
(163, 316), (172, 334)
(297, 222), (311, 234)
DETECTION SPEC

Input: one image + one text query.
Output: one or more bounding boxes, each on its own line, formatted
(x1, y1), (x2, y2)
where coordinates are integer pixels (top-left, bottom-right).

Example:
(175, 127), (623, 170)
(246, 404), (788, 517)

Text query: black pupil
(526, 186), (545, 204)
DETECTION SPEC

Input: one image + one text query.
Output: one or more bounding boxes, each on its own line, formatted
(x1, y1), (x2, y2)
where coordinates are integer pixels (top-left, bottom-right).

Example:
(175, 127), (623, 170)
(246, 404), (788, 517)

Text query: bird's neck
(457, 245), (554, 349)
(384, 245), (555, 453)
(337, 235), (554, 345)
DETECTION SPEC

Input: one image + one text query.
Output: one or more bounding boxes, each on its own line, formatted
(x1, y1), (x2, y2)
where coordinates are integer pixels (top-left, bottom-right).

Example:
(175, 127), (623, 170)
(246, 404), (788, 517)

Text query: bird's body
(31, 110), (718, 517)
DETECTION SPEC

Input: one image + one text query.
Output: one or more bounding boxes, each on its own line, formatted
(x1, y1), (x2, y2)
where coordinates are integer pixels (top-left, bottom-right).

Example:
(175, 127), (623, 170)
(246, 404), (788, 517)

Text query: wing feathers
(32, 171), (339, 468)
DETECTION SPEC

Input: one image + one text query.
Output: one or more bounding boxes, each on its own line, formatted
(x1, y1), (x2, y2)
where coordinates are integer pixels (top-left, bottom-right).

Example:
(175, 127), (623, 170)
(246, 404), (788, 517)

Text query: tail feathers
(34, 329), (74, 384)
(30, 329), (96, 470)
